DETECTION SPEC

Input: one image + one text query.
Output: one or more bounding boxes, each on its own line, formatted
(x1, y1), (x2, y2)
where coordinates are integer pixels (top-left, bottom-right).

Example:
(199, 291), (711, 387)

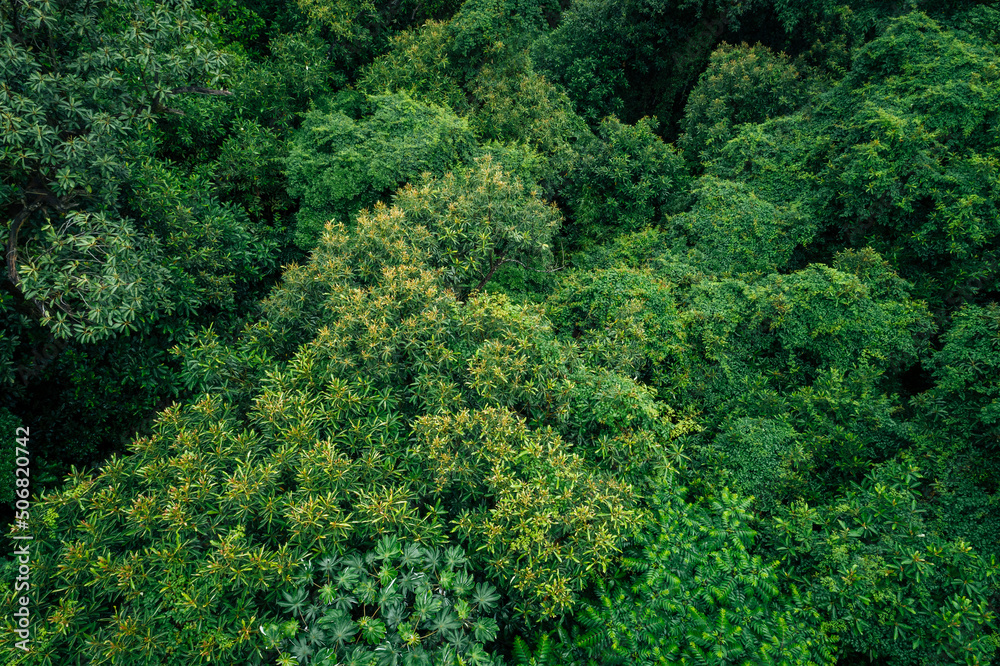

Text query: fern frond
(512, 636), (532, 666)
(536, 633), (553, 665)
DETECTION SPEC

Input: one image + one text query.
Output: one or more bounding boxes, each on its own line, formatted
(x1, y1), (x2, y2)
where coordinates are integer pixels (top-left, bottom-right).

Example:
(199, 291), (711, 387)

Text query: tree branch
(467, 250), (508, 300)
(5, 193), (78, 321)
(502, 258), (564, 274)
(466, 254), (564, 302)
(0, 276), (40, 321)
(169, 86), (233, 96)
(6, 199), (43, 290)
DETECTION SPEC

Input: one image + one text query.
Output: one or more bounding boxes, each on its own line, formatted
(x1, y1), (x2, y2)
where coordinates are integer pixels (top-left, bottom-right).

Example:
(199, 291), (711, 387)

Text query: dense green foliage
(564, 116), (689, 249)
(3, 1), (1000, 665)
(286, 93), (477, 249)
(701, 10), (1000, 312)
(773, 458), (999, 665)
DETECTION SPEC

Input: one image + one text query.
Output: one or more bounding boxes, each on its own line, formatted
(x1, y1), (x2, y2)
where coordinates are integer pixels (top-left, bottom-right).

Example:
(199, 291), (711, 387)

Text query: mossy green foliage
(666, 176), (814, 275)
(704, 12), (1000, 311)
(679, 42), (821, 166)
(286, 93), (477, 249)
(357, 0), (588, 194)
(564, 116), (690, 250)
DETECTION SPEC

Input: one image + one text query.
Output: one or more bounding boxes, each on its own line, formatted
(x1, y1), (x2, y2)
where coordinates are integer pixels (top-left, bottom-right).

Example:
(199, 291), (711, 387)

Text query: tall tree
(0, 0), (246, 341)
(701, 11), (1000, 313)
(0, 155), (680, 664)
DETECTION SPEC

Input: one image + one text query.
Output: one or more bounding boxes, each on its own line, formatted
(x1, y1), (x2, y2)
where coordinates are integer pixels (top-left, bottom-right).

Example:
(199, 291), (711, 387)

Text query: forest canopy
(2, 0), (999, 665)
